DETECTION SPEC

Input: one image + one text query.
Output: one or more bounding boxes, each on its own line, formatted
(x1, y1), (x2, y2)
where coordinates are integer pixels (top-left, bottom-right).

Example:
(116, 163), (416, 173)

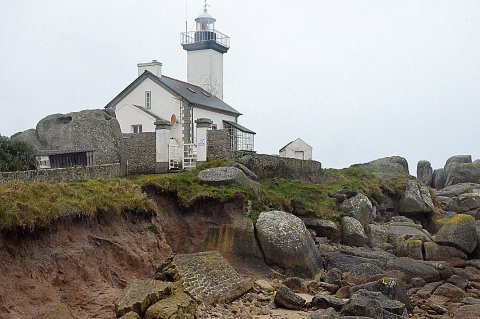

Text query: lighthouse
(181, 2), (230, 100)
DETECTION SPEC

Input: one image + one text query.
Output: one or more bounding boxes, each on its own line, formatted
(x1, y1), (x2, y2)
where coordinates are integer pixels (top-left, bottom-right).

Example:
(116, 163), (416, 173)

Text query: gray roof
(105, 71), (241, 116)
(223, 120), (256, 134)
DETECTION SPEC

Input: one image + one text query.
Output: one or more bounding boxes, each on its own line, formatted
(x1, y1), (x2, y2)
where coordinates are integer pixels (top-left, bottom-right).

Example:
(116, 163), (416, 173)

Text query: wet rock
(398, 181), (434, 215)
(302, 218), (340, 241)
(274, 286), (306, 310)
(341, 216), (368, 247)
(256, 211), (324, 277)
(310, 295), (345, 311)
(434, 214), (477, 254)
(339, 193), (375, 227)
(386, 257), (440, 283)
(433, 282), (468, 302)
(341, 289), (407, 318)
(417, 160), (433, 186)
(115, 279), (172, 317)
(144, 291), (197, 319)
(366, 224), (388, 248)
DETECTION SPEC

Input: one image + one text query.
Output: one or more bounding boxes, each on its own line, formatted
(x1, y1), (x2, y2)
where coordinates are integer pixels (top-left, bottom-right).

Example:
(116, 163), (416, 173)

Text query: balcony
(181, 30), (230, 53)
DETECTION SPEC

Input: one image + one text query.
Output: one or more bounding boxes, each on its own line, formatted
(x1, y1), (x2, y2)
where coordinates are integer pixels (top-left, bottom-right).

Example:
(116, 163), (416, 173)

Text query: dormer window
(145, 91), (151, 109)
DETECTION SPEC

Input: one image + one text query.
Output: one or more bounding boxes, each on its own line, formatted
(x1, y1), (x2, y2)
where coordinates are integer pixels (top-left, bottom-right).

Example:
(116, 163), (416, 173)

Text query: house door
(295, 151), (304, 160)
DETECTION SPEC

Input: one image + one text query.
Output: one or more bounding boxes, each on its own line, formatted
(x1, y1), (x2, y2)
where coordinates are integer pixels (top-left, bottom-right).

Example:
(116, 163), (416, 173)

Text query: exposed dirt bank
(0, 210), (172, 319)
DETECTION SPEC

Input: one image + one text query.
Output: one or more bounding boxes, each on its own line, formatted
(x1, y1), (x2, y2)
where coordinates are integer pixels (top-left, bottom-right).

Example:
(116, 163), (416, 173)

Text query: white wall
(116, 104), (157, 133)
(193, 107), (236, 141)
(113, 77), (181, 133)
(187, 49), (224, 99)
(280, 139), (313, 160)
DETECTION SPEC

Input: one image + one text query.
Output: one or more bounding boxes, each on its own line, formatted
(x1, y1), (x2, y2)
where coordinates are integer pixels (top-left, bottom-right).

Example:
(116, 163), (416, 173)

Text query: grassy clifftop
(0, 162), (412, 231)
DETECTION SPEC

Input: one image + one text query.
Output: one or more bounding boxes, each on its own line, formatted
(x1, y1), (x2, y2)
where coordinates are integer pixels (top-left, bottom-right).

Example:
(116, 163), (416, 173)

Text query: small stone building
(279, 138), (312, 160)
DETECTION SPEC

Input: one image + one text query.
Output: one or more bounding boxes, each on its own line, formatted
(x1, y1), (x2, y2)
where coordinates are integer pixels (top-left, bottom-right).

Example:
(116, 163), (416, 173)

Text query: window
(186, 87), (196, 93)
(132, 124), (142, 133)
(145, 91), (151, 109)
(202, 91), (210, 97)
(211, 124), (217, 130)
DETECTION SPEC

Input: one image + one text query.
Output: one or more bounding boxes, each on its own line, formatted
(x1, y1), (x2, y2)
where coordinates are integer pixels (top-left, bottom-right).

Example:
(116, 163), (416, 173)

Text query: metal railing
(181, 30), (230, 48)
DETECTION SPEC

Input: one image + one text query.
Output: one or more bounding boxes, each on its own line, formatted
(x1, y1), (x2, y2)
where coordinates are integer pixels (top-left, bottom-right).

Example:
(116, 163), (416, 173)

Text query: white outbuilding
(279, 138), (312, 160)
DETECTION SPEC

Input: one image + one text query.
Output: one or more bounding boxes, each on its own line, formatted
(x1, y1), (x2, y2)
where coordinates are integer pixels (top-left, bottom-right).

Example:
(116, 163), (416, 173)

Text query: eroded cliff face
(0, 190), (264, 319)
(0, 210), (172, 319)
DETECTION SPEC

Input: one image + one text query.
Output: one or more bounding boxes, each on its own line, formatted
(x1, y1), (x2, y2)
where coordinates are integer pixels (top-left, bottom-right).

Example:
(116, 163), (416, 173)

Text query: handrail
(181, 30), (230, 48)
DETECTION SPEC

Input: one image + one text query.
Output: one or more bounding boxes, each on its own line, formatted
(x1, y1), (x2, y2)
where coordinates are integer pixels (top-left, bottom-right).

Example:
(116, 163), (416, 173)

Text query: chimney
(137, 60), (162, 77)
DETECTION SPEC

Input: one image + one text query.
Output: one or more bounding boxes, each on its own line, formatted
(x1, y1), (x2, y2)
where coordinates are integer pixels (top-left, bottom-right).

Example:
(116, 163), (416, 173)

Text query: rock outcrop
(358, 156), (409, 175)
(398, 181), (434, 215)
(339, 193), (375, 227)
(341, 216), (368, 247)
(256, 211), (324, 277)
(434, 214), (477, 254)
(12, 109), (125, 166)
(198, 167), (258, 190)
(417, 160), (433, 186)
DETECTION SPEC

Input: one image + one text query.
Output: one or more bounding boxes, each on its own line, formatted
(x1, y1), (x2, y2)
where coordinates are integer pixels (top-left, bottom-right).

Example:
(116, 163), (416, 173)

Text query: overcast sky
(1, 0), (479, 171)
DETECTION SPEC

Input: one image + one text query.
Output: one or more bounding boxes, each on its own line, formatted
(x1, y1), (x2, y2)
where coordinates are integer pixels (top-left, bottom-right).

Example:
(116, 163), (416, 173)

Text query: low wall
(0, 163), (121, 184)
(233, 152), (324, 183)
(207, 129), (324, 183)
(123, 133), (156, 175)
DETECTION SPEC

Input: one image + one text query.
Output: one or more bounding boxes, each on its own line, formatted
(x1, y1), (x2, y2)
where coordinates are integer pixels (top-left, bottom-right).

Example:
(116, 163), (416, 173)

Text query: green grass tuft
(0, 162), (416, 231)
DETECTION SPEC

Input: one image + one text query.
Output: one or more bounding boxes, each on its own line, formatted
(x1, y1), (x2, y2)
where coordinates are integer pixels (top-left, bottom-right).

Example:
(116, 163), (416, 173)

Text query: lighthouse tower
(181, 2), (230, 99)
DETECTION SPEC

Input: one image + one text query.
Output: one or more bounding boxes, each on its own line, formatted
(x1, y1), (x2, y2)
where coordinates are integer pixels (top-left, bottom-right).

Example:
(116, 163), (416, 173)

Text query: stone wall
(234, 152), (324, 183)
(0, 163), (121, 184)
(123, 133), (156, 175)
(207, 129), (324, 183)
(207, 129), (234, 161)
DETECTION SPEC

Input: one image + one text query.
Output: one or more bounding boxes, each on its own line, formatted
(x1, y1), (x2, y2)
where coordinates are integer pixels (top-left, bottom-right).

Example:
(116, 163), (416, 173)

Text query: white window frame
(145, 91), (151, 109)
(132, 124), (142, 134)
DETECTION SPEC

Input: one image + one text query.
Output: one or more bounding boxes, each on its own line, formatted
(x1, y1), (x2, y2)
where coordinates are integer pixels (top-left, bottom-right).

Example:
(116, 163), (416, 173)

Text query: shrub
(0, 135), (36, 172)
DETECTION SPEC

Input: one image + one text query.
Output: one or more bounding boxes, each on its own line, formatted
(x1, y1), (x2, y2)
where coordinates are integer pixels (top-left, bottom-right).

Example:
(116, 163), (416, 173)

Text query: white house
(105, 5), (255, 170)
(279, 138), (313, 160)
